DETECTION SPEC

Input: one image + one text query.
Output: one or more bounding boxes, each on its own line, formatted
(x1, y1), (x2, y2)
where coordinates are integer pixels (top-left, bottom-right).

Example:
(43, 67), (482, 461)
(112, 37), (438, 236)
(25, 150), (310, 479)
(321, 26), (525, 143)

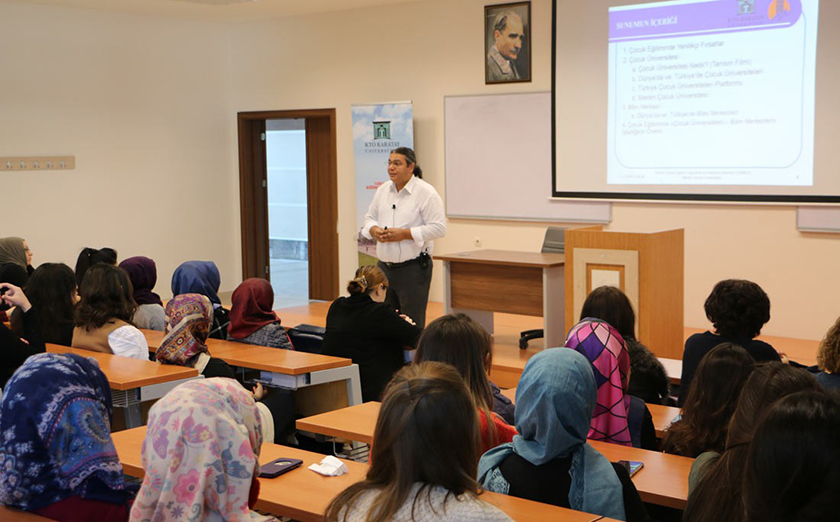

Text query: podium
(565, 228), (684, 359)
(436, 250), (566, 348)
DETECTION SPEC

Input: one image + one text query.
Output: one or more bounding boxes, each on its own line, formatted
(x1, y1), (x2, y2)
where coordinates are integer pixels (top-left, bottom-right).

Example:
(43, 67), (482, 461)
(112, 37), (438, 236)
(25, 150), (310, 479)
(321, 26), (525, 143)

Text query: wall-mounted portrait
(485, 2), (531, 84)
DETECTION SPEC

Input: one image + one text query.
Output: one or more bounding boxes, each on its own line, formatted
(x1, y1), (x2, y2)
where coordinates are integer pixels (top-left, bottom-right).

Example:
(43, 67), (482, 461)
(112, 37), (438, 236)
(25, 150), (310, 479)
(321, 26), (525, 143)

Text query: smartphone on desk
(617, 460), (644, 478)
(259, 458), (303, 478)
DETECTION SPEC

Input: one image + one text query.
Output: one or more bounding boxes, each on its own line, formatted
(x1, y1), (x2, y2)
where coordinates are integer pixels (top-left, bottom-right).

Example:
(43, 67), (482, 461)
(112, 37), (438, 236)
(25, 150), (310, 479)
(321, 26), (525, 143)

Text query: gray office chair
(519, 227), (565, 349)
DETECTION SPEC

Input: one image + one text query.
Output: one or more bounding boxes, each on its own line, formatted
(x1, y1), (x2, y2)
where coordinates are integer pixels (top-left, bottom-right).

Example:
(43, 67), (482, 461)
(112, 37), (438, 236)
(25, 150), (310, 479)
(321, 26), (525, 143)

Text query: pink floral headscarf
(130, 378), (276, 522)
(564, 318), (632, 446)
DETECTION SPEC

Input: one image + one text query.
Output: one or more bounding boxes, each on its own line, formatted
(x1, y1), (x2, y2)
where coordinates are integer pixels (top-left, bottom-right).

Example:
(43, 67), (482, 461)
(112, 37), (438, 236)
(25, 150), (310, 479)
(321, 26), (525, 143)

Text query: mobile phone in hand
(259, 458), (303, 478)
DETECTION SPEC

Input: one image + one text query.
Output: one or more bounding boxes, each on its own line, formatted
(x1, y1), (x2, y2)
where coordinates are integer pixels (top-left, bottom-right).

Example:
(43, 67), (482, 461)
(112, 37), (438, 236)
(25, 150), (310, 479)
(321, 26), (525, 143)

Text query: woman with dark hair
(580, 285), (671, 404)
(361, 146), (445, 329)
(72, 264), (148, 360)
(171, 260), (230, 339)
(815, 315), (840, 390)
(228, 278), (294, 350)
(0, 283), (45, 388)
(322, 265), (421, 403)
(119, 256), (165, 331)
(743, 390), (840, 522)
(681, 279), (779, 404)
(131, 379), (275, 521)
(414, 314), (516, 452)
(479, 349), (652, 522)
(0, 353), (136, 520)
(74, 246), (117, 287)
(661, 343), (755, 457)
(325, 362), (512, 522)
(564, 318), (658, 450)
(10, 262), (77, 345)
(683, 363), (820, 522)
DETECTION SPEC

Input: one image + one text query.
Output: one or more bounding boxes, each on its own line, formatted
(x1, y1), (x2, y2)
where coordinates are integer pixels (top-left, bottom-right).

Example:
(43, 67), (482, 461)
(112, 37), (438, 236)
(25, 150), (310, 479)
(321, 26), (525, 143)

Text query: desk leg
(114, 389), (142, 429)
(543, 265), (565, 348)
(125, 403), (142, 429)
(309, 364), (363, 406)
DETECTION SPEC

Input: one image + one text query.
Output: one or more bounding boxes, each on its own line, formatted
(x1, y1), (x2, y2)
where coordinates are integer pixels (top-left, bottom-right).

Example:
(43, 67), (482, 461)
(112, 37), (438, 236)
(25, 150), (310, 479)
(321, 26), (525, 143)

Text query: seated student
(119, 256), (166, 331)
(74, 246), (117, 287)
(131, 378), (276, 522)
(171, 260), (230, 339)
(0, 283), (45, 388)
(156, 294), (290, 442)
(228, 278), (294, 350)
(414, 314), (517, 451)
(661, 343), (755, 458)
(325, 362), (513, 522)
(322, 265), (421, 403)
(10, 263), (77, 346)
(564, 318), (657, 450)
(743, 390), (840, 522)
(684, 363), (820, 522)
(479, 349), (652, 522)
(580, 285), (671, 405)
(681, 279), (779, 405)
(815, 315), (840, 390)
(71, 264), (149, 360)
(0, 353), (136, 521)
(0, 236), (33, 287)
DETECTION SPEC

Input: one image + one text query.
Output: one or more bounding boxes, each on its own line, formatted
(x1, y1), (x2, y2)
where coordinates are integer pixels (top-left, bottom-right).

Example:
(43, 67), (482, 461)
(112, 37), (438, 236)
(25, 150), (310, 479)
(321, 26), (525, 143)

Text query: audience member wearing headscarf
(130, 378), (277, 522)
(0, 237), (32, 319)
(228, 278), (293, 350)
(157, 294), (289, 442)
(564, 318), (657, 450)
(0, 353), (135, 521)
(119, 256), (165, 331)
(171, 261), (230, 339)
(479, 349), (653, 522)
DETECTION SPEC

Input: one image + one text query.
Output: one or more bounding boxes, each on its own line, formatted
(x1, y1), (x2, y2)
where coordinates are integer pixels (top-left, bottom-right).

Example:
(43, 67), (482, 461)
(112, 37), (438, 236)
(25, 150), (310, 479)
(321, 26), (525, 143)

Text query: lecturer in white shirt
(362, 147), (445, 328)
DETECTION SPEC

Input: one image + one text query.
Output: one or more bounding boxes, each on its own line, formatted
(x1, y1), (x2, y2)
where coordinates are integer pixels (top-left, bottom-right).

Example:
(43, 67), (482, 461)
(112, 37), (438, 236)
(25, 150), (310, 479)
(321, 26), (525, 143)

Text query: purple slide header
(609, 0), (802, 42)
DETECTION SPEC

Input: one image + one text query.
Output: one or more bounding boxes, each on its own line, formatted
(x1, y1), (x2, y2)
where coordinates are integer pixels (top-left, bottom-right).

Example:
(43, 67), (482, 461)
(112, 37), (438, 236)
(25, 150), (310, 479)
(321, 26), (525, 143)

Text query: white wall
(3, 0), (838, 341)
(0, 1), (239, 297)
(228, 0), (840, 341)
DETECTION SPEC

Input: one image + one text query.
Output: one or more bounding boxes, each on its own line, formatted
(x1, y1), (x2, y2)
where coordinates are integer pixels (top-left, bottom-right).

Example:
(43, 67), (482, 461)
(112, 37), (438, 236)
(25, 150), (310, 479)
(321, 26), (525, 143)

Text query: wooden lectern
(564, 228), (684, 359)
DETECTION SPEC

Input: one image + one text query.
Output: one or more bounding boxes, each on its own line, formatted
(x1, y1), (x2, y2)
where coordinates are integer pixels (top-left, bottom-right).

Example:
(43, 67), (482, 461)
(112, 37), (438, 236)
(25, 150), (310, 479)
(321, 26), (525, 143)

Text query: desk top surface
(45, 344), (198, 390)
(296, 402), (689, 509)
(141, 330), (351, 375)
(112, 427), (602, 522)
(436, 249), (565, 268)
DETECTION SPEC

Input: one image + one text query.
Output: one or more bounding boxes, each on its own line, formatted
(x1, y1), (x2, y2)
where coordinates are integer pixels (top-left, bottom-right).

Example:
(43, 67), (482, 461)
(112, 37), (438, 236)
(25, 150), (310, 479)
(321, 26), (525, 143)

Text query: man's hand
(370, 226), (386, 242)
(379, 228), (412, 242)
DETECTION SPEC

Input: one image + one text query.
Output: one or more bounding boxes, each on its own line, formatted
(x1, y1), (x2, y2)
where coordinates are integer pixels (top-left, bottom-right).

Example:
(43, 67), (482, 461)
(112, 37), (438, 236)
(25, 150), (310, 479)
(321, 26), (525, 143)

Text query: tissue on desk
(308, 455), (348, 476)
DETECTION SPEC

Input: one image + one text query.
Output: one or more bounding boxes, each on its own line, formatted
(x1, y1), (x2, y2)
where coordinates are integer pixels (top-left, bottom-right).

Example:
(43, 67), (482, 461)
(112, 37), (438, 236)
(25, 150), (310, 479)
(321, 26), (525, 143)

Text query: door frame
(237, 109), (339, 301)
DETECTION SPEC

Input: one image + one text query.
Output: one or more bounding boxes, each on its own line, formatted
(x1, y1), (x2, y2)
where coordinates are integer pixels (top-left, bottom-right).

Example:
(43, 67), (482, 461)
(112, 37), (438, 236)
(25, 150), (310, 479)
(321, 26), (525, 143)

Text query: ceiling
(6, 0), (423, 22)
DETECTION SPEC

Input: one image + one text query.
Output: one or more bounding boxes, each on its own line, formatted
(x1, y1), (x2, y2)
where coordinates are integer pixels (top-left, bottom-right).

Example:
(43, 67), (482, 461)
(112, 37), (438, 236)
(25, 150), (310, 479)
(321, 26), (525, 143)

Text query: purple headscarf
(119, 256), (162, 306)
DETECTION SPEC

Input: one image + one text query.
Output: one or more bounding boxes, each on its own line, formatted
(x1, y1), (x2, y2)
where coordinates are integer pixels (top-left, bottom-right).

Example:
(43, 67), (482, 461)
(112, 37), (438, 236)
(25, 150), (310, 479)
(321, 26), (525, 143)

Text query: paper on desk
(308, 455), (348, 476)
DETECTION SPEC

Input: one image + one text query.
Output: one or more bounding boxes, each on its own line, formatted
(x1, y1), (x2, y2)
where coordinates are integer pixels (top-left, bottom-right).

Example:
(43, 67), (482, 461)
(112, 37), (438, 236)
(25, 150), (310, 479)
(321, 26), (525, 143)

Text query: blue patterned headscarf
(171, 260), (222, 306)
(0, 353), (132, 511)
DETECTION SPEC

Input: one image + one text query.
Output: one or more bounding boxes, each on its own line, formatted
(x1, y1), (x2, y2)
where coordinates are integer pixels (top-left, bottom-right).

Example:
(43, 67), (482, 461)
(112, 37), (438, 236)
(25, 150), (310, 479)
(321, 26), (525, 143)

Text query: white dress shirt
(362, 175), (446, 263)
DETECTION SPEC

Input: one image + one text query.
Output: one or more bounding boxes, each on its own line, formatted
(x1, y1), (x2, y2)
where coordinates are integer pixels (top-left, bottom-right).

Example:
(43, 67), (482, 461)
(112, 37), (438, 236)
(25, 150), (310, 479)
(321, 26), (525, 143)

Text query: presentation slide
(552, 0), (832, 202)
(608, 0), (817, 187)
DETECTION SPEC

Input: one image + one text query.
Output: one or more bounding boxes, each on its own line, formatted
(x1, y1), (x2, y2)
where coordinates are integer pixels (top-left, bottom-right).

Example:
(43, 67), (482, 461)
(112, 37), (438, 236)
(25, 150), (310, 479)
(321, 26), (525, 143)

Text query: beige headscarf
(0, 237), (26, 267)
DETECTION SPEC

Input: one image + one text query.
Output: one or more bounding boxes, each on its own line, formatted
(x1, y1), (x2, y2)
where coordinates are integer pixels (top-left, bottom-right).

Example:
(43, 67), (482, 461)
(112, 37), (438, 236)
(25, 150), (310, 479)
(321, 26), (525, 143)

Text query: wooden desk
(499, 388), (679, 438)
(0, 507), (50, 521)
(296, 402), (690, 509)
(46, 344), (199, 429)
(142, 331), (362, 406)
(112, 427), (604, 522)
(436, 250), (566, 348)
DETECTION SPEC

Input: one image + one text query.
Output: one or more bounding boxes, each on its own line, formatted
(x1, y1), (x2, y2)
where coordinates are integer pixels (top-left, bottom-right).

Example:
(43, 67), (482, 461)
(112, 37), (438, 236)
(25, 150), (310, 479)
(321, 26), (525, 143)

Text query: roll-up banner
(351, 102), (414, 266)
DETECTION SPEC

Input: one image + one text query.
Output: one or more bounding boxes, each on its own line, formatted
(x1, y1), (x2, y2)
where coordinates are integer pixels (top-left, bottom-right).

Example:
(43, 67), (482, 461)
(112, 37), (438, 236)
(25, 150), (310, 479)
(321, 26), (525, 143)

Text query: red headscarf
(228, 278), (278, 339)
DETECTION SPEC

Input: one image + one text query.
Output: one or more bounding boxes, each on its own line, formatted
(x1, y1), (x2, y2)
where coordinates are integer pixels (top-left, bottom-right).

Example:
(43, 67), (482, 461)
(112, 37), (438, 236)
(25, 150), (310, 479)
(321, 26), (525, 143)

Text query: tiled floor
(270, 258), (309, 308)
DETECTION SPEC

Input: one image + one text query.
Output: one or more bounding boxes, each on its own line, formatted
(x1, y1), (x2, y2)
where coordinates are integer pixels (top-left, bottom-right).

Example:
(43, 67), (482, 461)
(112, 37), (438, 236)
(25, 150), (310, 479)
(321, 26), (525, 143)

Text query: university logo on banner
(351, 103), (414, 266)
